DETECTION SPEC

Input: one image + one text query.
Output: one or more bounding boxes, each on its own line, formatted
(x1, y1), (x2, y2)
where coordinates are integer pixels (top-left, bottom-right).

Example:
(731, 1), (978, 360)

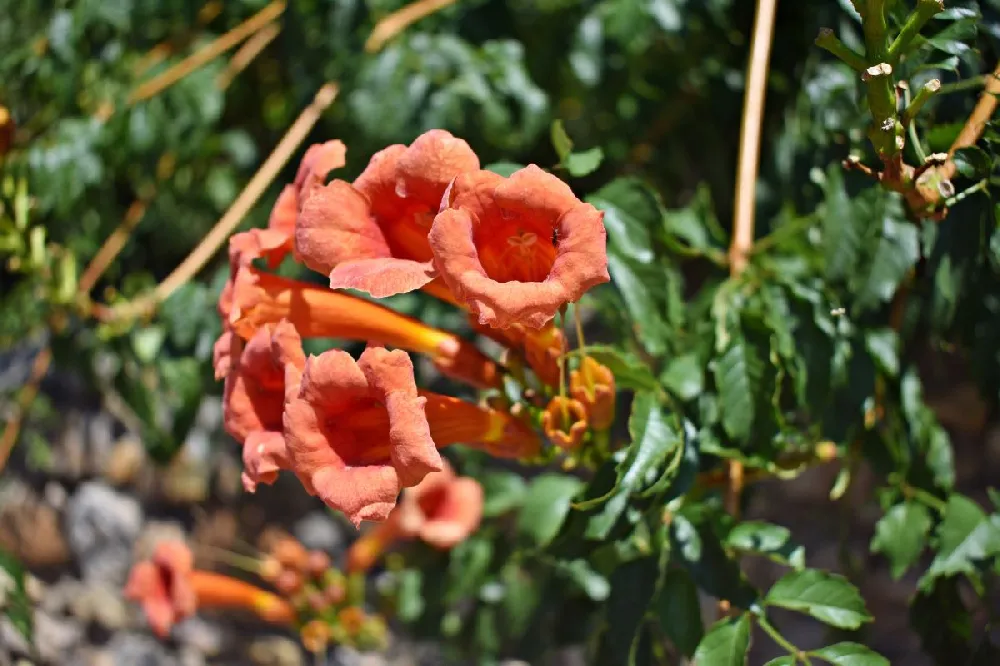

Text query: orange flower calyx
(570, 356), (616, 431)
(541, 397), (589, 451)
(428, 165), (609, 329)
(295, 129), (479, 298)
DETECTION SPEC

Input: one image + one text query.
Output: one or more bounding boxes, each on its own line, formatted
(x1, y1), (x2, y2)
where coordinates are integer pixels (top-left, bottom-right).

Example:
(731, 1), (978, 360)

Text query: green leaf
(714, 334), (762, 442)
(581, 345), (659, 392)
(600, 556), (661, 665)
(692, 615), (751, 666)
(481, 471), (527, 517)
(764, 658), (796, 666)
(555, 559), (610, 601)
(810, 642), (890, 666)
(864, 328), (899, 378)
(606, 254), (671, 356)
(0, 548), (32, 643)
(822, 166), (862, 281)
(661, 354), (704, 401)
(565, 147), (605, 177)
(654, 568), (704, 657)
(588, 177), (660, 264)
(726, 521), (805, 570)
(671, 514), (757, 608)
(921, 494), (1000, 586)
(856, 212), (919, 312)
(765, 569), (871, 629)
(551, 119), (574, 161)
(516, 474), (583, 547)
(952, 146), (991, 179)
(131, 325), (166, 364)
(394, 568), (425, 622)
(870, 501), (932, 579)
(484, 161), (525, 177)
(583, 392), (680, 538)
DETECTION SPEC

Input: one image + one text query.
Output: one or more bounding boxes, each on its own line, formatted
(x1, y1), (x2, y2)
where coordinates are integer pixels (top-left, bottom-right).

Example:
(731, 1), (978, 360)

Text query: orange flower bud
(541, 397), (588, 451)
(301, 619), (331, 653)
(306, 551), (331, 578)
(272, 537), (309, 572)
(570, 357), (616, 431)
(338, 606), (367, 636)
(275, 569), (304, 596)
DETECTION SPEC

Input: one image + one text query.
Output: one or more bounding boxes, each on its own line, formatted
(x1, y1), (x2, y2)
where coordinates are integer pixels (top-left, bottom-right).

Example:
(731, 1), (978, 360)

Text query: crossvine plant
(3, 1), (1000, 665)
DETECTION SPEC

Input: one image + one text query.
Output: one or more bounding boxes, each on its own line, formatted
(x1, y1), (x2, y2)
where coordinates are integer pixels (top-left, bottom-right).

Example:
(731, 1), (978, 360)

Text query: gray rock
(294, 511), (345, 555)
(0, 616), (30, 656)
(68, 583), (129, 630)
(172, 617), (225, 657)
(329, 647), (389, 666)
(34, 610), (85, 664)
(106, 633), (177, 666)
(248, 636), (303, 666)
(64, 482), (142, 586)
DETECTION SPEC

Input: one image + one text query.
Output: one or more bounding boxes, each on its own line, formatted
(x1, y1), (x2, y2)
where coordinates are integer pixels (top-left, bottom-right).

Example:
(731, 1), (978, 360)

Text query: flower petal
(295, 140), (347, 194)
(295, 180), (391, 276)
(329, 257), (437, 298)
(242, 430), (290, 492)
(310, 463), (401, 526)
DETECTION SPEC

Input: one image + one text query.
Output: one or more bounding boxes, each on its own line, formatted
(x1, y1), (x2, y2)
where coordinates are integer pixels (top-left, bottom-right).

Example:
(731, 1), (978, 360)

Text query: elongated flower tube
(346, 461), (484, 572)
(229, 267), (501, 389)
(295, 130), (478, 298)
(429, 165), (609, 329)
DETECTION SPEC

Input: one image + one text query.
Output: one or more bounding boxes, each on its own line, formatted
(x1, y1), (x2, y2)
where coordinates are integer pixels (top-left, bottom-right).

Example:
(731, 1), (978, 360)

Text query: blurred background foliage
(5, 1), (1000, 664)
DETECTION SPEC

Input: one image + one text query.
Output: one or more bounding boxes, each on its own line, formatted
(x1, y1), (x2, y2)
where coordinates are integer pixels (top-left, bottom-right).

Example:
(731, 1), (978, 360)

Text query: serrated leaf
(583, 392), (680, 538)
(551, 119), (574, 161)
(726, 521), (805, 570)
(580, 345), (660, 392)
(810, 642), (890, 666)
(565, 147), (604, 177)
(588, 177), (659, 264)
(921, 494), (1000, 586)
(714, 335), (761, 442)
(481, 471), (527, 517)
(822, 166), (862, 281)
(856, 212), (919, 312)
(516, 474), (583, 547)
(765, 569), (871, 629)
(661, 354), (704, 401)
(864, 328), (899, 378)
(692, 615), (751, 666)
(607, 254), (671, 356)
(870, 501), (932, 579)
(654, 568), (704, 657)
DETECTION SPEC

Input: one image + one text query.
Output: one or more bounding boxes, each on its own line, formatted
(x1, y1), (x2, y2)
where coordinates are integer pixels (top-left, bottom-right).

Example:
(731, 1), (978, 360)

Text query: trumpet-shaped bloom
(228, 267), (500, 389)
(541, 397), (589, 452)
(394, 462), (484, 549)
(570, 357), (616, 430)
(429, 165), (609, 329)
(283, 346), (445, 526)
(346, 461), (483, 572)
(124, 541), (197, 638)
(295, 130), (478, 298)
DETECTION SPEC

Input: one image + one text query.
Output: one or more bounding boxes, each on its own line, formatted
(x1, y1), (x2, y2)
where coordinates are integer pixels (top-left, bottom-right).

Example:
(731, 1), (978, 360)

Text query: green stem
(902, 482), (947, 513)
(815, 28), (867, 71)
(938, 76), (988, 96)
(887, 0), (945, 64)
(757, 614), (811, 664)
(902, 78), (941, 126)
(863, 62), (902, 159)
(862, 0), (889, 61)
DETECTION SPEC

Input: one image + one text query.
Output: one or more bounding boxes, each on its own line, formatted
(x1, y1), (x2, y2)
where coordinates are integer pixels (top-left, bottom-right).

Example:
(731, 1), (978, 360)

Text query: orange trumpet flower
(429, 165), (609, 329)
(227, 266), (501, 390)
(570, 356), (616, 431)
(283, 346), (539, 526)
(125, 541), (295, 638)
(541, 396), (589, 452)
(346, 461), (484, 573)
(295, 130), (478, 298)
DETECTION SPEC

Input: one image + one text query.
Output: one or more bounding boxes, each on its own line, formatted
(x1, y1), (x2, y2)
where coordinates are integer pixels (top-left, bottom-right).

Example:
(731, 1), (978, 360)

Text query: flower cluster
(215, 129), (614, 530)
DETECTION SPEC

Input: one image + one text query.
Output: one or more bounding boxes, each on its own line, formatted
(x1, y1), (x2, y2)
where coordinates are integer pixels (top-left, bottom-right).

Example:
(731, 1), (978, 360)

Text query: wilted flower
(429, 165), (609, 329)
(124, 541), (197, 638)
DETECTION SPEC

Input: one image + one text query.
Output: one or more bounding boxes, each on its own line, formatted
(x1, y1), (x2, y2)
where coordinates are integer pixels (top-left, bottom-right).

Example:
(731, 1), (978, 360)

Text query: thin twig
(99, 82), (339, 322)
(216, 22), (281, 90)
(0, 347), (52, 473)
(77, 199), (150, 295)
(725, 0), (778, 526)
(365, 0), (458, 53)
(127, 0), (286, 105)
(940, 61), (1000, 182)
